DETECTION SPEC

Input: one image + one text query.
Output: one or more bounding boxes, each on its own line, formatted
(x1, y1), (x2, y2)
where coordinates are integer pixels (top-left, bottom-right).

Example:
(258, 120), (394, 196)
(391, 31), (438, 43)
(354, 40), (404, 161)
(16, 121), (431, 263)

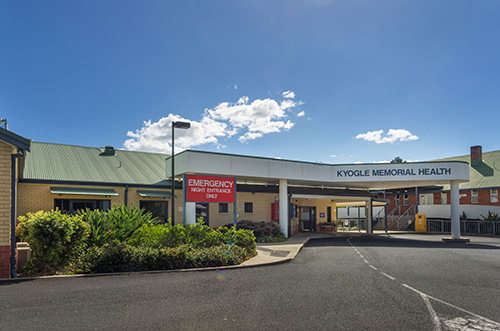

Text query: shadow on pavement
(305, 235), (500, 250)
(0, 278), (35, 286)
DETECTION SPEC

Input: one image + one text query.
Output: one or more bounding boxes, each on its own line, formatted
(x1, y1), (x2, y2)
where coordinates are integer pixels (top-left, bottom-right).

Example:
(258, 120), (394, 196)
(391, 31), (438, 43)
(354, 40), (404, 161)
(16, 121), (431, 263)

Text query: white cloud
(282, 90), (295, 99)
(124, 92), (303, 152)
(234, 84), (238, 90)
(330, 154), (337, 158)
(297, 111), (305, 117)
(237, 96), (249, 104)
(355, 129), (419, 144)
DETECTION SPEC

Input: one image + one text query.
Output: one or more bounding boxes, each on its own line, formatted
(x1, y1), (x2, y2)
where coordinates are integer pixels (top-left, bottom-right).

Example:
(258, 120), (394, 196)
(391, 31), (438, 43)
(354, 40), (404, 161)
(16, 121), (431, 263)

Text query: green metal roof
(23, 142), (169, 186)
(136, 190), (171, 198)
(50, 187), (119, 196)
(432, 150), (500, 190)
(0, 127), (31, 151)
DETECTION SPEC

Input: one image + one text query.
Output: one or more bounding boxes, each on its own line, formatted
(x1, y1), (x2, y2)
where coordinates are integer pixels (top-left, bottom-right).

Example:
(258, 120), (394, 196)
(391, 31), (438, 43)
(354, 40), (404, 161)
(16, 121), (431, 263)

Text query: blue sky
(2, 0), (499, 164)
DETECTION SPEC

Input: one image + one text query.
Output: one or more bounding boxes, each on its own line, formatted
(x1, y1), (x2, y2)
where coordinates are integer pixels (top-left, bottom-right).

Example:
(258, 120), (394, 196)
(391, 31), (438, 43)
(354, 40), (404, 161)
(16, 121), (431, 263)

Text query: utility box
(271, 203), (279, 221)
(415, 214), (427, 232)
(16, 242), (31, 274)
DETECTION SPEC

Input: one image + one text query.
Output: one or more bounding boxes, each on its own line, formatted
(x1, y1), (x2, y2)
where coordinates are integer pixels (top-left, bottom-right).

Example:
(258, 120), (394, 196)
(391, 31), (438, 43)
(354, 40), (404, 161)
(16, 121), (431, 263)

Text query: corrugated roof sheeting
(136, 190), (171, 198)
(50, 187), (119, 196)
(433, 150), (500, 190)
(24, 142), (169, 185)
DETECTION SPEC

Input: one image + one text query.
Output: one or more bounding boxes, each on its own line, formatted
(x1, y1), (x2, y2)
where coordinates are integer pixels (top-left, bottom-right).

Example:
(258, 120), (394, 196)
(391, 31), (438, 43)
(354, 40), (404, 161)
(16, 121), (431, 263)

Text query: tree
(390, 157), (406, 164)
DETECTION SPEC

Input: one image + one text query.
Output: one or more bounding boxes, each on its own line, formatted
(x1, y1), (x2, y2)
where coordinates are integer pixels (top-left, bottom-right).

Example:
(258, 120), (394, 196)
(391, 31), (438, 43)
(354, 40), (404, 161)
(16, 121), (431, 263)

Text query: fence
(427, 220), (500, 236)
(337, 219), (366, 232)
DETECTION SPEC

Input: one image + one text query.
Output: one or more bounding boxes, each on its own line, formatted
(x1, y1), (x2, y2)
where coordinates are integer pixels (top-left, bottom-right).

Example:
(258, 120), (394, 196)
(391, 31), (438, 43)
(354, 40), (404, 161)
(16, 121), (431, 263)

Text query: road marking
(402, 284), (500, 327)
(381, 272), (395, 280)
(348, 237), (500, 328)
(444, 317), (500, 330)
(420, 292), (442, 331)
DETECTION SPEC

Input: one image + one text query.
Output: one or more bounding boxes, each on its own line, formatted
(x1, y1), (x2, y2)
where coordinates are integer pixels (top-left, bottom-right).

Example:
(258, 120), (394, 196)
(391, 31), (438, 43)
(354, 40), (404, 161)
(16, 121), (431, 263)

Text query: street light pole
(171, 121), (190, 226)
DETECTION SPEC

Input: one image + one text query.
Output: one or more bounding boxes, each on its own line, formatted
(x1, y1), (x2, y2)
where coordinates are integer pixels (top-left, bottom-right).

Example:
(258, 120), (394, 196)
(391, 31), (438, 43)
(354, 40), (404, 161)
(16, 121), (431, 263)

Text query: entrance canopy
(168, 150), (469, 240)
(168, 150), (470, 189)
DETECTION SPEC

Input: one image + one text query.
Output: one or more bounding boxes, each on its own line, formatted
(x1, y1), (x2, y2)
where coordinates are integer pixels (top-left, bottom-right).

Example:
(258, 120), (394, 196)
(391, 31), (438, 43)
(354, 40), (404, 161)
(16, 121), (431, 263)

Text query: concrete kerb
(0, 235), (316, 283)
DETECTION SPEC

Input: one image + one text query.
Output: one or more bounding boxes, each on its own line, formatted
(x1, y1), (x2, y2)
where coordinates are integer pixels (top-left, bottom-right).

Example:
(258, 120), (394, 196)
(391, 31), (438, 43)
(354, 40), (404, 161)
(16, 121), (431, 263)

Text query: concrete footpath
(241, 232), (334, 267)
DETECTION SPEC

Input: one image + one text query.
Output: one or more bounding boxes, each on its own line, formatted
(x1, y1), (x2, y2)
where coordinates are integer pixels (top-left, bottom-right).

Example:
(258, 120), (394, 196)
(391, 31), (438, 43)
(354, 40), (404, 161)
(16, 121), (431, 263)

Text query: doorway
(196, 202), (209, 226)
(299, 206), (316, 231)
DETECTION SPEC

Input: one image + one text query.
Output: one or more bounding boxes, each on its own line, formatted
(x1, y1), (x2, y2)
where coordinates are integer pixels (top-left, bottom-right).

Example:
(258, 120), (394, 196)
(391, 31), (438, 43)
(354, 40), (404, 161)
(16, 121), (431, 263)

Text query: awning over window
(50, 187), (119, 196)
(136, 190), (171, 198)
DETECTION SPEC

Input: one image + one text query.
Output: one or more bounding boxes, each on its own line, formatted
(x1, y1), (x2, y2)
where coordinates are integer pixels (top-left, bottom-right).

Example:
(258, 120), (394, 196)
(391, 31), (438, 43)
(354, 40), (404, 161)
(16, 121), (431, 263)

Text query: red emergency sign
(185, 175), (236, 203)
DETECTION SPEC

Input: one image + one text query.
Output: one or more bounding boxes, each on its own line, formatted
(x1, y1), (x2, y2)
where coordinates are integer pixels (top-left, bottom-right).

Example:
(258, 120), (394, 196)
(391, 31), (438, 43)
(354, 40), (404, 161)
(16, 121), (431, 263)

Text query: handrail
(396, 205), (416, 230)
(372, 208), (386, 229)
(382, 205), (416, 230)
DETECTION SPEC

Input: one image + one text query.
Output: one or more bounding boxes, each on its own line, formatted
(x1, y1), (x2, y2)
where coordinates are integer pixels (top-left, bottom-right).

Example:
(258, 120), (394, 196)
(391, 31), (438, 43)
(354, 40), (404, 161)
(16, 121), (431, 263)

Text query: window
(441, 192), (448, 205)
(196, 202), (209, 226)
(244, 202), (253, 213)
(471, 190), (478, 204)
(54, 199), (110, 214)
(419, 194), (433, 205)
(219, 203), (228, 213)
(395, 195), (401, 206)
(403, 195), (409, 206)
(140, 201), (168, 223)
(491, 189), (498, 203)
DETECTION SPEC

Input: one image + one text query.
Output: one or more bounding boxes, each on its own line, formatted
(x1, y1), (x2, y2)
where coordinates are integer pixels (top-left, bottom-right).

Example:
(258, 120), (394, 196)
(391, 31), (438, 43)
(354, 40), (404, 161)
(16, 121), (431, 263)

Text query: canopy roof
(169, 150), (469, 190)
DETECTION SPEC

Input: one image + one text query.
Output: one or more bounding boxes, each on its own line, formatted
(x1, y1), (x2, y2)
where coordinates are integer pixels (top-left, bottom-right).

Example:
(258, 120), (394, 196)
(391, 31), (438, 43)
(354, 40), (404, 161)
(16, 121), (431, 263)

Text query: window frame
(491, 189), (498, 203)
(403, 194), (409, 206)
(139, 200), (168, 223)
(54, 198), (111, 214)
(471, 190), (479, 204)
(441, 192), (448, 205)
(244, 202), (253, 213)
(219, 202), (228, 213)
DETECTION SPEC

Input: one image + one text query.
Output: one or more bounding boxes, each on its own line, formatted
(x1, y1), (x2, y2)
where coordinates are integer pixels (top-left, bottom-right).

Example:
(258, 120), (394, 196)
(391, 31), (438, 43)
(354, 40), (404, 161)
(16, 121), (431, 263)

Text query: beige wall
(16, 182), (342, 233)
(17, 183), (126, 217)
(293, 198), (338, 221)
(16, 184), (278, 228)
(17, 183), (171, 220)
(205, 191), (278, 228)
(0, 142), (12, 246)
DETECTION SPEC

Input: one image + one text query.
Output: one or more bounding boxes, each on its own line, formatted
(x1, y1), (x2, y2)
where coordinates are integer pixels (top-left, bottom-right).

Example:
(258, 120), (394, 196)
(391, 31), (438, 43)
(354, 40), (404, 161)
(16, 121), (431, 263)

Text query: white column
(185, 202), (197, 225)
(450, 180), (460, 239)
(366, 199), (373, 234)
(279, 179), (288, 238)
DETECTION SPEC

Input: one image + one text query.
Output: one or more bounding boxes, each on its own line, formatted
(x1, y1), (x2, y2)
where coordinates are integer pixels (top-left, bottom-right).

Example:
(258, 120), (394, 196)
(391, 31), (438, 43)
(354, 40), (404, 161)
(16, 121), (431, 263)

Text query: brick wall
(385, 193), (418, 213)
(0, 245), (10, 278)
(0, 141), (12, 278)
(384, 188), (500, 211)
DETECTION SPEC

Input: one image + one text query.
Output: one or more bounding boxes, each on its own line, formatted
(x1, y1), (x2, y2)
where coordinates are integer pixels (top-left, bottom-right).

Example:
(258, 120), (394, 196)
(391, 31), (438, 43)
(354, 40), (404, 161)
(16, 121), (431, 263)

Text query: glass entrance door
(196, 202), (209, 226)
(300, 206), (316, 231)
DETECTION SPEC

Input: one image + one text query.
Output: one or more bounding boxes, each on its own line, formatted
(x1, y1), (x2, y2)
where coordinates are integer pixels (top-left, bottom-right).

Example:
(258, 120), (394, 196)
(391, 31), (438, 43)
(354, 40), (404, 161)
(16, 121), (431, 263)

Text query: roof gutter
(11, 150), (24, 278)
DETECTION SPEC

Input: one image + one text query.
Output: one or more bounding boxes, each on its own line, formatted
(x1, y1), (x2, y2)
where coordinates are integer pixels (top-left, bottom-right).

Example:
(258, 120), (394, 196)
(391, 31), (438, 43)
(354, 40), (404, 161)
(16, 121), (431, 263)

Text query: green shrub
(16, 210), (90, 275)
(69, 241), (257, 274)
(79, 204), (158, 246)
(128, 222), (256, 251)
(128, 223), (170, 248)
(226, 220), (284, 243)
